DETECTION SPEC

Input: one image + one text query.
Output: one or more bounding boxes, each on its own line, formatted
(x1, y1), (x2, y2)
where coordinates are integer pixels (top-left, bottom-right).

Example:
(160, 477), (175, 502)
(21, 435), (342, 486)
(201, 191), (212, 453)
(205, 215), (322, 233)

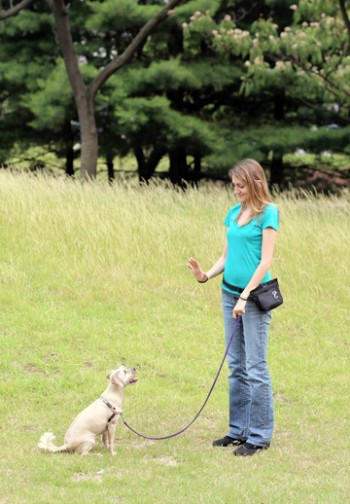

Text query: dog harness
(100, 396), (120, 423)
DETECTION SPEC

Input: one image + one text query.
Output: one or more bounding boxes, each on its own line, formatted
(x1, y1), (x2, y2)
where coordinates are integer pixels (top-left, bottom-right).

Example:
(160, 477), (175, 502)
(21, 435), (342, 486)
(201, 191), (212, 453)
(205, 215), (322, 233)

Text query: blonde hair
(229, 159), (273, 218)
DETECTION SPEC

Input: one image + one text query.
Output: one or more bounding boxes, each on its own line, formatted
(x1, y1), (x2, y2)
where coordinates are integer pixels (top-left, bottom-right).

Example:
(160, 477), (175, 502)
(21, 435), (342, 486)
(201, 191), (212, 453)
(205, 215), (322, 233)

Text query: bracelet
(198, 274), (208, 283)
(239, 296), (248, 301)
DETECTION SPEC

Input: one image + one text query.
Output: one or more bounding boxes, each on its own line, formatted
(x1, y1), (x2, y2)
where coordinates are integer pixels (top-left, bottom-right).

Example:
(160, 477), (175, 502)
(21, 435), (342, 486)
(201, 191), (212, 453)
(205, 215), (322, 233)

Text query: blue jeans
(222, 289), (274, 446)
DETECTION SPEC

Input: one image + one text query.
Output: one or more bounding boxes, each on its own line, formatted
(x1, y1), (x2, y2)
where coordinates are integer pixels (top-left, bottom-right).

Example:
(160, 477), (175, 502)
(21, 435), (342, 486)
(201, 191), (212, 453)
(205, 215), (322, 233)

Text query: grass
(0, 172), (349, 504)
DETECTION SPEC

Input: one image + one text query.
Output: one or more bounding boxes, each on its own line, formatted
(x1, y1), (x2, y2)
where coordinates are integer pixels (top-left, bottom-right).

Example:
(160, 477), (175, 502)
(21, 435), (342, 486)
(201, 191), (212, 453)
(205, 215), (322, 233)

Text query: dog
(38, 365), (137, 456)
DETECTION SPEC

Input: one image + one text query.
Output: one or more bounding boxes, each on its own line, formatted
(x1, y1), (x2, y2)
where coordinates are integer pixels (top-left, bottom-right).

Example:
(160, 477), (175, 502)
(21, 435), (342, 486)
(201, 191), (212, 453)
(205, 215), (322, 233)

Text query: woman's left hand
(233, 298), (247, 319)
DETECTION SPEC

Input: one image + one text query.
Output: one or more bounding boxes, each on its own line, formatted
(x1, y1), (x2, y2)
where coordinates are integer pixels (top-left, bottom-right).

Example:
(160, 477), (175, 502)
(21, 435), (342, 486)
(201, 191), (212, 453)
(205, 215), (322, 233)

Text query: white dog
(38, 366), (137, 456)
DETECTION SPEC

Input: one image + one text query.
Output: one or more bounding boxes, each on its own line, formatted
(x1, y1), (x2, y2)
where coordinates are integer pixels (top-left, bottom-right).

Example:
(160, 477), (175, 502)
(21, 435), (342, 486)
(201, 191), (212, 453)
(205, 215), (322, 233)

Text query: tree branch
(90, 0), (185, 98)
(270, 52), (350, 100)
(300, 61), (350, 99)
(339, 0), (350, 48)
(296, 96), (350, 126)
(0, 0), (34, 20)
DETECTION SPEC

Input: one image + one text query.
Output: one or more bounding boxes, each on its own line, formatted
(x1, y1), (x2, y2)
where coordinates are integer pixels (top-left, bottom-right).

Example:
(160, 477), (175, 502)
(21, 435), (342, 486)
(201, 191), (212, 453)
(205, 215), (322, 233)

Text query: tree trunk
(169, 146), (188, 187)
(62, 119), (75, 176)
(192, 152), (201, 185)
(274, 91), (285, 121)
(106, 154), (115, 183)
(65, 144), (74, 177)
(134, 146), (146, 181)
(78, 94), (98, 180)
(271, 91), (285, 187)
(168, 23), (183, 56)
(52, 0), (98, 180)
(135, 145), (165, 182)
(270, 150), (285, 188)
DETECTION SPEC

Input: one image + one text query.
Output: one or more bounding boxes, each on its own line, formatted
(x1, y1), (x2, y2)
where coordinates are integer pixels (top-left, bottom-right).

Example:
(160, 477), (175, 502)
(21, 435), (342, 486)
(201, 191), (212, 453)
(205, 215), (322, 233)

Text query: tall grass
(0, 172), (349, 504)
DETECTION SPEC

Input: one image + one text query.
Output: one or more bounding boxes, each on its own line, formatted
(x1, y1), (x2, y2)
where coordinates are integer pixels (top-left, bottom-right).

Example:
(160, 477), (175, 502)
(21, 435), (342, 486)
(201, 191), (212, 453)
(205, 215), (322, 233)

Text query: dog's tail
(38, 432), (68, 453)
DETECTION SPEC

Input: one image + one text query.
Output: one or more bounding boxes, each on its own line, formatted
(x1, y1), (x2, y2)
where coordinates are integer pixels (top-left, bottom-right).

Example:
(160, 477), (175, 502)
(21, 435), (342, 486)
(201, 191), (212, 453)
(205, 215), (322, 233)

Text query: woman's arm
(188, 243), (228, 283)
(233, 227), (277, 318)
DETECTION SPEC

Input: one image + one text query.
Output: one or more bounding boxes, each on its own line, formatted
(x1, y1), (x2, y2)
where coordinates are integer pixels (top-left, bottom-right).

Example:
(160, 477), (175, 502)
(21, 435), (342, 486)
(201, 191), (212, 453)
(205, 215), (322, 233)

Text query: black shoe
(234, 442), (270, 456)
(212, 435), (246, 447)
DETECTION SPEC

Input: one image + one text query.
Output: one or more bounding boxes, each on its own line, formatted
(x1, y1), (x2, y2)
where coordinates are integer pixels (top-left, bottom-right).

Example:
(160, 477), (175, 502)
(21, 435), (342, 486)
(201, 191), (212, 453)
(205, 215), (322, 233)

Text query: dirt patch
(128, 439), (155, 449)
(153, 455), (179, 467)
(17, 425), (38, 432)
(273, 390), (292, 404)
(71, 472), (103, 483)
(23, 363), (46, 375)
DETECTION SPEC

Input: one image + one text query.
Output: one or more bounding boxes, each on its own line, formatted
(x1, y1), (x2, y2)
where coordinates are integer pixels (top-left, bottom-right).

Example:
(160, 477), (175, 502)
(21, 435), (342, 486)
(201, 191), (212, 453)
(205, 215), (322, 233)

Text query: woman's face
(232, 175), (249, 205)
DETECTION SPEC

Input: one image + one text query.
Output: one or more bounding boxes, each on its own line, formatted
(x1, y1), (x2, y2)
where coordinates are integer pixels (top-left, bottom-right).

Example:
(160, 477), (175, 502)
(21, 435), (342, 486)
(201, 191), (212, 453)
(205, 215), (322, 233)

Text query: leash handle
(122, 317), (240, 441)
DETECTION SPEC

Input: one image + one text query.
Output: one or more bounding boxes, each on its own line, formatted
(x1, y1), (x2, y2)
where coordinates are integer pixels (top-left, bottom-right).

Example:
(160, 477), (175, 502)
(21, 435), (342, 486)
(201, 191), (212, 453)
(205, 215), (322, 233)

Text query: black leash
(122, 317), (240, 440)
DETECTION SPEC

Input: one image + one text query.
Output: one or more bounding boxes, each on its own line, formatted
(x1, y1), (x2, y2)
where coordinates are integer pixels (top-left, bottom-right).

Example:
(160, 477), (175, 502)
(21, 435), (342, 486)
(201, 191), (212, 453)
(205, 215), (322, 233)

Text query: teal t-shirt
(222, 203), (279, 295)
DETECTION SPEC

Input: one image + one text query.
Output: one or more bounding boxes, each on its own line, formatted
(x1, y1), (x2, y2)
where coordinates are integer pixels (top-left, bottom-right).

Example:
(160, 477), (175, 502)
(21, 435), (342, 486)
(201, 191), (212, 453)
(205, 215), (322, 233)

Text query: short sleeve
(261, 204), (279, 231)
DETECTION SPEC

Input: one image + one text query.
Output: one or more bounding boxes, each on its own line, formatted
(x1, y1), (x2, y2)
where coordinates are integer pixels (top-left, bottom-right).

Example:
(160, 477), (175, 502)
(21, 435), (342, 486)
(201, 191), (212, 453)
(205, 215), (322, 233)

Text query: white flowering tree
(183, 0), (350, 186)
(206, 0), (350, 120)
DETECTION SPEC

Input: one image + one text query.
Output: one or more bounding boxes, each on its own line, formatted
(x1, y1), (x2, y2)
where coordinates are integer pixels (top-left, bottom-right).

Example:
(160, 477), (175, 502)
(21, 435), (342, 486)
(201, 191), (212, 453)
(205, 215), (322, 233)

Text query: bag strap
(222, 277), (244, 294)
(250, 278), (279, 294)
(223, 276), (279, 296)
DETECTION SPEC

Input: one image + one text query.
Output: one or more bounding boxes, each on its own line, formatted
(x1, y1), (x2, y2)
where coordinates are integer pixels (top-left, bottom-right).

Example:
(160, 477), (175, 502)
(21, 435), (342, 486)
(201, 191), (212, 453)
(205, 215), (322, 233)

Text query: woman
(188, 159), (279, 456)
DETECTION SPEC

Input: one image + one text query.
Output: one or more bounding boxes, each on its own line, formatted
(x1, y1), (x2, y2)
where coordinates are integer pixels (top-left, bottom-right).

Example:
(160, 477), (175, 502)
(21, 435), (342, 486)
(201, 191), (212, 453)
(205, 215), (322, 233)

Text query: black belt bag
(249, 278), (283, 311)
(223, 277), (283, 311)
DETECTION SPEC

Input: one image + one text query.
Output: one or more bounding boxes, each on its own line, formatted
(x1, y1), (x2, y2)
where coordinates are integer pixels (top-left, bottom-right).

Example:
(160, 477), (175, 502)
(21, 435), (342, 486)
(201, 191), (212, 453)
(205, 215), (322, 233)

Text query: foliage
(179, 0), (350, 185)
(28, 60), (73, 131)
(207, 0), (350, 112)
(0, 0), (350, 184)
(0, 1), (56, 160)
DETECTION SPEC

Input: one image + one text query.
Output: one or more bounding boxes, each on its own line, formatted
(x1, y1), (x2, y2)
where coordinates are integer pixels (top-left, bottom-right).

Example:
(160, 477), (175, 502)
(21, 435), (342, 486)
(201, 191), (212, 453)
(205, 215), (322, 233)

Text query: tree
(0, 0), (185, 179)
(184, 0), (350, 186)
(97, 0), (271, 184)
(106, 43), (239, 183)
(27, 60), (78, 176)
(0, 0), (64, 169)
(2, 0), (349, 188)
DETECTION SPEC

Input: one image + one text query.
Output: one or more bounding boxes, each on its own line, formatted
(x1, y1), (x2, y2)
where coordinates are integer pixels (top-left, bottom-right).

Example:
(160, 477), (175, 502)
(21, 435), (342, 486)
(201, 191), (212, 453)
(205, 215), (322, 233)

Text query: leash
(122, 316), (240, 441)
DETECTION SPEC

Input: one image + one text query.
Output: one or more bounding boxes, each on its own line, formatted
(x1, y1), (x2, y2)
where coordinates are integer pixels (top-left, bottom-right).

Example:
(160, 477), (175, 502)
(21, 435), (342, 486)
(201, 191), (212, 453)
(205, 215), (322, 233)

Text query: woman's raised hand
(187, 257), (208, 283)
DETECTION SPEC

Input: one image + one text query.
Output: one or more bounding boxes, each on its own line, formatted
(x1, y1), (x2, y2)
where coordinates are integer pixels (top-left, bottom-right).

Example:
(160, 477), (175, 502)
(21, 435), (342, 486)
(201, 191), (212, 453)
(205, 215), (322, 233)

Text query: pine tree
(0, 0), (185, 179)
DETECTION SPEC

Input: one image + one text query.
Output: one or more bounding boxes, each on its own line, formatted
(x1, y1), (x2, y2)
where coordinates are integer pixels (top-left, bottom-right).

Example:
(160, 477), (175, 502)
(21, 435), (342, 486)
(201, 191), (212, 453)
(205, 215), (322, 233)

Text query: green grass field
(0, 172), (349, 504)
